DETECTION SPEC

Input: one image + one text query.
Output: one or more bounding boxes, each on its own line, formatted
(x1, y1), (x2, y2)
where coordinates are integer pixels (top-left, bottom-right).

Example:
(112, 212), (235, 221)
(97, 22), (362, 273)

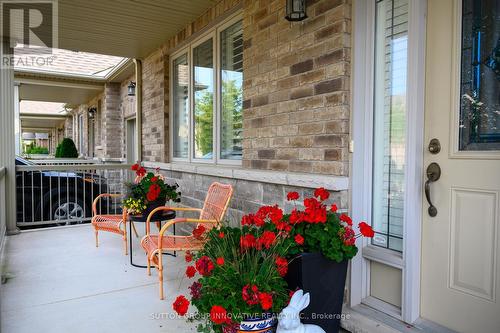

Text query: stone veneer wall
(147, 164), (349, 228)
(242, 0), (351, 176)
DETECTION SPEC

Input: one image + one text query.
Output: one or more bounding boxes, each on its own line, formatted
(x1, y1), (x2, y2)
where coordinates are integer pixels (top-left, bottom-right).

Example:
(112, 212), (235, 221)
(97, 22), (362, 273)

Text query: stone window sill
(143, 161), (349, 191)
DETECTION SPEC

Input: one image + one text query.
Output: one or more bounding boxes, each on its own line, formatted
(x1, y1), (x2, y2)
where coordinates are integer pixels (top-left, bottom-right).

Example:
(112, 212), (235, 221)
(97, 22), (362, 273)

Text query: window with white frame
(371, 0), (408, 252)
(170, 15), (243, 164)
(352, 0), (425, 323)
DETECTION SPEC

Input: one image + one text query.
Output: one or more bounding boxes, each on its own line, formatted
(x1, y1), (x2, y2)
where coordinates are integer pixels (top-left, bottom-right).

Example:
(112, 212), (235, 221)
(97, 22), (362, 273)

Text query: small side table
(128, 210), (176, 268)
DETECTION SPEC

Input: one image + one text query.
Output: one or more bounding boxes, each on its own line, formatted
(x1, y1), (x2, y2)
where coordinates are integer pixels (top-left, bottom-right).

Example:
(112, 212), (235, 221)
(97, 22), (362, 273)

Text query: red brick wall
(141, 50), (167, 162)
(242, 0), (351, 176)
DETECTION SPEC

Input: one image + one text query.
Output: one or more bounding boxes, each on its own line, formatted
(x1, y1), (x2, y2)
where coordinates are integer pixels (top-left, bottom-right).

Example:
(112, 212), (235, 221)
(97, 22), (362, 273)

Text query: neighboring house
(1, 0), (499, 332)
(19, 101), (68, 155)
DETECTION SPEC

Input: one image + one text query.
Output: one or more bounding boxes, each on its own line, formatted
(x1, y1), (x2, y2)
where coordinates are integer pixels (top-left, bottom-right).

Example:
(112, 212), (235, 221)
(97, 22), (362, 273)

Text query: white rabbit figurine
(277, 289), (326, 333)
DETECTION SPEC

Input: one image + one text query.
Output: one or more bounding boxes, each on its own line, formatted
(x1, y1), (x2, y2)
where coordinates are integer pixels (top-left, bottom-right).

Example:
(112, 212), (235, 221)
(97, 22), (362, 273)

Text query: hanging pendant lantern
(127, 81), (136, 96)
(285, 0), (307, 21)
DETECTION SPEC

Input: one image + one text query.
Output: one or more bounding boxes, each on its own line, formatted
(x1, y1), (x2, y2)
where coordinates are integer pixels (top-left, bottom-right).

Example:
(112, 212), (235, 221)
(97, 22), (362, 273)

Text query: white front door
(421, 0), (500, 332)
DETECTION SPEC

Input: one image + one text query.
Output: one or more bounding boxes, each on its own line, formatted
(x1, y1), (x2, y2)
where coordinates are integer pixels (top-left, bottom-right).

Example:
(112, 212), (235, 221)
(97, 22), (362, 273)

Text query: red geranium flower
(287, 191), (300, 201)
(189, 281), (202, 300)
(146, 192), (159, 202)
(259, 292), (273, 311)
(275, 221), (291, 232)
(151, 176), (158, 182)
(131, 163), (139, 171)
(303, 198), (327, 224)
(269, 206), (283, 224)
(185, 251), (193, 263)
(216, 257), (225, 266)
(257, 231), (276, 249)
(146, 183), (161, 201)
(240, 234), (256, 250)
(289, 209), (304, 224)
(210, 305), (229, 325)
(358, 221), (375, 238)
(275, 256), (288, 277)
(241, 213), (265, 227)
(242, 284), (260, 305)
(253, 215), (265, 227)
(340, 226), (355, 246)
(241, 214), (253, 226)
(218, 232), (225, 238)
(195, 256), (214, 277)
(294, 234), (304, 245)
(330, 203), (338, 212)
(136, 167), (147, 177)
(192, 225), (206, 240)
(314, 187), (330, 201)
(172, 295), (190, 316)
(185, 265), (196, 278)
(339, 213), (353, 226)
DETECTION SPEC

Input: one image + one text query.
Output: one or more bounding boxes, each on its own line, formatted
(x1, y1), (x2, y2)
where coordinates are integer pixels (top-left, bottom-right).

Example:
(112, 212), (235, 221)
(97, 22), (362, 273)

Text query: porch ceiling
(16, 73), (105, 104)
(20, 114), (67, 129)
(8, 0), (219, 58)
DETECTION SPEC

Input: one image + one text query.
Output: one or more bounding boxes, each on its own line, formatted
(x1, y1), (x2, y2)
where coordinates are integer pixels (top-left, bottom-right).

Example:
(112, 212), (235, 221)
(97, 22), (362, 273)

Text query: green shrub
(55, 138), (78, 158)
(24, 143), (49, 155)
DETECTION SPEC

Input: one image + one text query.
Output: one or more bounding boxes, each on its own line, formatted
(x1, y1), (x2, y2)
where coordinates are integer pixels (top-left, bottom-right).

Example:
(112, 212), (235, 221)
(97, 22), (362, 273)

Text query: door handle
(425, 162), (441, 217)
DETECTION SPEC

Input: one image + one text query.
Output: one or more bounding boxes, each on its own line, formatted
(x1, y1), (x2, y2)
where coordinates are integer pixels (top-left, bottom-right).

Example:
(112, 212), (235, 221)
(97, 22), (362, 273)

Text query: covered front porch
(1, 0), (499, 332)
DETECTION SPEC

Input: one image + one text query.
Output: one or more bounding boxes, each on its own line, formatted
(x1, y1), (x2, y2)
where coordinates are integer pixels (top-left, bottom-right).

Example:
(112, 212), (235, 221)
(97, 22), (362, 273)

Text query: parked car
(15, 156), (109, 227)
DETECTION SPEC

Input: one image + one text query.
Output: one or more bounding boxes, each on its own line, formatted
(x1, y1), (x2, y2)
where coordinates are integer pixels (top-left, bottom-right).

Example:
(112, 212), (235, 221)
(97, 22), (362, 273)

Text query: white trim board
(143, 161), (349, 191)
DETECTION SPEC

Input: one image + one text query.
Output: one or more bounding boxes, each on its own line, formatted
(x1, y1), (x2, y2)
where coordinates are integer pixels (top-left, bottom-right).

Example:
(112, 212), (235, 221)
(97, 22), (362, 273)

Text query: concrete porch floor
(0, 224), (351, 333)
(0, 224), (196, 333)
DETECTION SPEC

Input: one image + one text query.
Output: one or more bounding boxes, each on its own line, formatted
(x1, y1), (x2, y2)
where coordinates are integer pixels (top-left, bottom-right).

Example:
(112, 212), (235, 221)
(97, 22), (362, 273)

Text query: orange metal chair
(140, 182), (233, 299)
(91, 193), (138, 255)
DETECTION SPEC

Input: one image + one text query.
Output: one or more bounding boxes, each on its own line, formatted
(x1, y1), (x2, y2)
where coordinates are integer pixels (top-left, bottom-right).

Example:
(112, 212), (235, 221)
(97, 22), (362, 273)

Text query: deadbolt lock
(428, 138), (441, 154)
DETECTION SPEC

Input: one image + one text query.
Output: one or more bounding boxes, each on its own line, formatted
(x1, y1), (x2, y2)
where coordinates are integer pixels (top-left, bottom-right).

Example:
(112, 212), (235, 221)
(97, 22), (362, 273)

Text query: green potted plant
(123, 163), (181, 220)
(172, 188), (372, 333)
(172, 225), (292, 333)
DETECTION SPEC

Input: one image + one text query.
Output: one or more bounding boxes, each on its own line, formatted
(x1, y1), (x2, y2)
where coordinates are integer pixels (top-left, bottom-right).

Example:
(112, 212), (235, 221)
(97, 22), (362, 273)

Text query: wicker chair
(140, 182), (233, 299)
(91, 193), (138, 255)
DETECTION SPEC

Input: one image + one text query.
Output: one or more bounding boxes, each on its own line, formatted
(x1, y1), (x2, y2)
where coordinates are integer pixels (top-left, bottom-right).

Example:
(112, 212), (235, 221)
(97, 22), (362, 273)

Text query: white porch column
(0, 38), (20, 234)
(14, 83), (21, 155)
(133, 59), (142, 162)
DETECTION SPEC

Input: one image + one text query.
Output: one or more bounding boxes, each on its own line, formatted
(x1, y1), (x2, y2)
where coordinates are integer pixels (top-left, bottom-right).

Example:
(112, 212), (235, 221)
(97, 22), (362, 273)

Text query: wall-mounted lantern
(128, 81), (136, 96)
(285, 0), (307, 21)
(88, 107), (97, 119)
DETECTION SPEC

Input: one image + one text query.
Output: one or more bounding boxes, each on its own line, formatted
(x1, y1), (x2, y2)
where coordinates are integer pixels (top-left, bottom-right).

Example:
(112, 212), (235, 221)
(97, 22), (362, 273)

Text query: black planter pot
(285, 252), (348, 333)
(133, 199), (166, 222)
